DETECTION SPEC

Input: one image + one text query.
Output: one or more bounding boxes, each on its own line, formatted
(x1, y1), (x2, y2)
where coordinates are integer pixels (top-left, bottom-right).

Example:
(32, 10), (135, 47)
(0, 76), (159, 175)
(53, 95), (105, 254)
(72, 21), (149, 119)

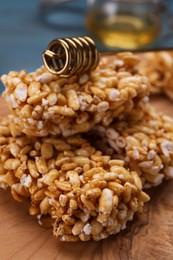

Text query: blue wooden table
(0, 0), (173, 93)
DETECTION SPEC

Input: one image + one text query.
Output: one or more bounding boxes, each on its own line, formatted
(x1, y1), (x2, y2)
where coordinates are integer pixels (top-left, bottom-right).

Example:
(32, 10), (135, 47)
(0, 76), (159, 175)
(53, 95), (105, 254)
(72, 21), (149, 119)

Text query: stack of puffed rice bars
(0, 51), (173, 242)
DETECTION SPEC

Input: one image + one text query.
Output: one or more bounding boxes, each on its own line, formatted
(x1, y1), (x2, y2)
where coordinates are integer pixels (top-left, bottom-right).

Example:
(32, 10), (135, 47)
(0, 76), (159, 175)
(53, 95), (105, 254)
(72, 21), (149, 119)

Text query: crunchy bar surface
(1, 53), (149, 137)
(138, 51), (173, 98)
(86, 106), (173, 188)
(0, 115), (149, 241)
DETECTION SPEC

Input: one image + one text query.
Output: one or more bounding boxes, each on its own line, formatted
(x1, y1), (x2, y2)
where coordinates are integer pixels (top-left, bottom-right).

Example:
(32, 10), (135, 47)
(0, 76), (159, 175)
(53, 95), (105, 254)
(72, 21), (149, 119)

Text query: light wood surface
(0, 95), (173, 260)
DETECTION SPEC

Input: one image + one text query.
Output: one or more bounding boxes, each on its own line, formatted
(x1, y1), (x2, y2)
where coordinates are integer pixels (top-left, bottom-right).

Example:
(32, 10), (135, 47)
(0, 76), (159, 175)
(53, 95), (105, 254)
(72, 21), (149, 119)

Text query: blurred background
(0, 0), (173, 92)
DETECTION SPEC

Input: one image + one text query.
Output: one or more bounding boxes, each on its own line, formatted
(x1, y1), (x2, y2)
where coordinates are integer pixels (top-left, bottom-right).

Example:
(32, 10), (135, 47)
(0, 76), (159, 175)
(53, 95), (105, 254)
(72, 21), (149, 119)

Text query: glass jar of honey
(86, 0), (161, 49)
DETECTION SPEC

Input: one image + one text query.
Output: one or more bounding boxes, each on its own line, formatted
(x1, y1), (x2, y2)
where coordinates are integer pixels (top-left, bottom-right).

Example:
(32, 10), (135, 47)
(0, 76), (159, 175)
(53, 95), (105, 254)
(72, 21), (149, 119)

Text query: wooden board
(0, 95), (173, 260)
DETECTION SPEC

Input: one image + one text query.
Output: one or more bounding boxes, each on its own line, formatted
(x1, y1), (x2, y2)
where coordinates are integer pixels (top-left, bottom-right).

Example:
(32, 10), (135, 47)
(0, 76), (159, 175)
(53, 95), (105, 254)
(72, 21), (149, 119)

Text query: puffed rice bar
(0, 115), (149, 241)
(1, 53), (149, 137)
(138, 51), (173, 98)
(86, 106), (173, 188)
